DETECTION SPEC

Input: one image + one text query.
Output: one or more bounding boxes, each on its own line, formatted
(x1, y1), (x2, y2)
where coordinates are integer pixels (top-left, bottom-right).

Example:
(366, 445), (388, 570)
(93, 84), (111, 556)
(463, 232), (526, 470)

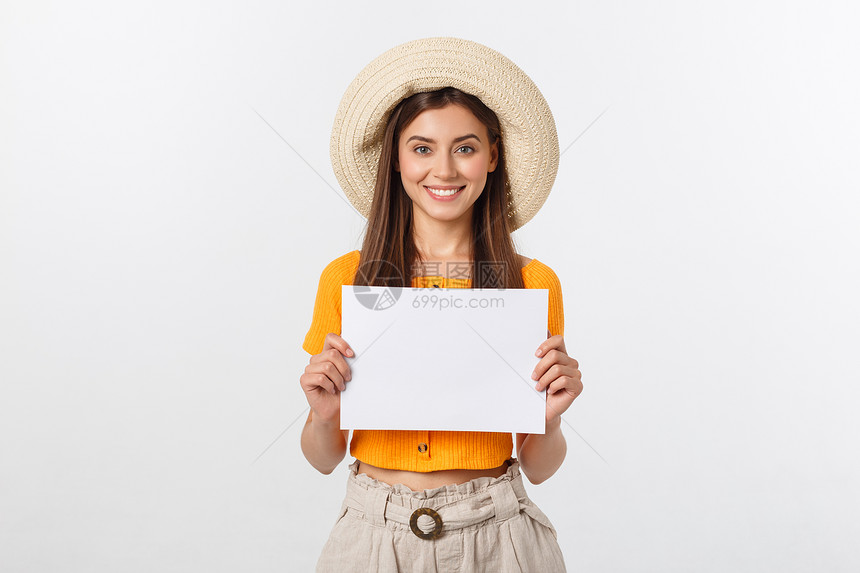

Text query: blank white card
(340, 286), (548, 434)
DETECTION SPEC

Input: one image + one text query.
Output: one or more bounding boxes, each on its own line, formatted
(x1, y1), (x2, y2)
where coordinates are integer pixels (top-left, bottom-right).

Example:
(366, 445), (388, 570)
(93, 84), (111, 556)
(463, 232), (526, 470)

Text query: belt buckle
(409, 507), (443, 540)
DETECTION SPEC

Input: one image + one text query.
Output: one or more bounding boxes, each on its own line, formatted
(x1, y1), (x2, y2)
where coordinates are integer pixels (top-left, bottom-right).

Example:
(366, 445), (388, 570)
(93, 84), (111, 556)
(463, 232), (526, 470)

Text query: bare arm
(516, 418), (566, 485)
(299, 333), (354, 474)
(300, 412), (349, 475)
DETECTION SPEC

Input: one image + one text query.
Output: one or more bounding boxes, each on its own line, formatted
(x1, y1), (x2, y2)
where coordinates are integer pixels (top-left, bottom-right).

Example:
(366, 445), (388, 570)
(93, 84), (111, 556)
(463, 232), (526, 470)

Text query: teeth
(426, 186), (463, 197)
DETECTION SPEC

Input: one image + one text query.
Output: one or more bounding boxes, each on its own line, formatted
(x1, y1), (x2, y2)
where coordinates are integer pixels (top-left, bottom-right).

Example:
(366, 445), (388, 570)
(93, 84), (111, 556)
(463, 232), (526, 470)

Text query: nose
(433, 152), (457, 179)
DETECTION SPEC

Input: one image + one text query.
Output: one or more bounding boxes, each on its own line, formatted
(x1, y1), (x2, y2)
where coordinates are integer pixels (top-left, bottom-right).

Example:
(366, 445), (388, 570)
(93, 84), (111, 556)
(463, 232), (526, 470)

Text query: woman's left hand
(532, 335), (583, 423)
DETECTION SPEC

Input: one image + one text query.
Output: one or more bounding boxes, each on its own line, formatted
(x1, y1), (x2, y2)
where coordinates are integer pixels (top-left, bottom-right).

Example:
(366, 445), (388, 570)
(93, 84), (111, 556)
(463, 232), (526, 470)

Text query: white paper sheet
(340, 286), (548, 434)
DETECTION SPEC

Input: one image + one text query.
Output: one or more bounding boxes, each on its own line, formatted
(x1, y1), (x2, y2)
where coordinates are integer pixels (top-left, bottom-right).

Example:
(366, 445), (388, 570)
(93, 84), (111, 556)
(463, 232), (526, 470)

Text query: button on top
(417, 443), (428, 453)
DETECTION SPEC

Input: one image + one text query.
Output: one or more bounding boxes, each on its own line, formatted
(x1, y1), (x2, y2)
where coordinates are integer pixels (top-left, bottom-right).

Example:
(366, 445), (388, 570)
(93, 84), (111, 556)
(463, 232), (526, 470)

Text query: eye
(414, 145), (431, 155)
(456, 145), (475, 154)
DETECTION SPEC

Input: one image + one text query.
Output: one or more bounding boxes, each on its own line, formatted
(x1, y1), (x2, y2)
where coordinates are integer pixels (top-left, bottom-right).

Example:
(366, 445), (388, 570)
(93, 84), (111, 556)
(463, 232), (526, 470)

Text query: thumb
(323, 332), (354, 357)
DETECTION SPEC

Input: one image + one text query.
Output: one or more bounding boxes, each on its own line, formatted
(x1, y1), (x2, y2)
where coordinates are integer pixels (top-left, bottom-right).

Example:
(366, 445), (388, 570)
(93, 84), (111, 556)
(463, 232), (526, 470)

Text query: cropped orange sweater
(302, 250), (565, 472)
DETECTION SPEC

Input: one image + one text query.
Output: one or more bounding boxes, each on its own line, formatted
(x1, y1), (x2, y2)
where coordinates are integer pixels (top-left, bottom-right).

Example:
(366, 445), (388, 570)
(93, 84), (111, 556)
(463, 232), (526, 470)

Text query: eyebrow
(405, 133), (482, 144)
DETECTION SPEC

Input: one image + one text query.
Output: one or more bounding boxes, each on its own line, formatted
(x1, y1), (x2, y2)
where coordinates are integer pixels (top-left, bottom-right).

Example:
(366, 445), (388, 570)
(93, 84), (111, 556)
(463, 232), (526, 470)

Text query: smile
(424, 185), (465, 199)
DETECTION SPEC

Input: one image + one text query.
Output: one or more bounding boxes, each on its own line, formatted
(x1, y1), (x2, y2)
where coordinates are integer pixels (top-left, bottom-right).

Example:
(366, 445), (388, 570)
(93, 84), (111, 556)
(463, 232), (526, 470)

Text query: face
(395, 104), (499, 227)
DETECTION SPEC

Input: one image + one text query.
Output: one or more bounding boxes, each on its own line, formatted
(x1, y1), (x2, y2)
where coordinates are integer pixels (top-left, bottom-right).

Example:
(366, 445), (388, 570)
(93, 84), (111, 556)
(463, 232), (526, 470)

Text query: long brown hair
(354, 87), (524, 289)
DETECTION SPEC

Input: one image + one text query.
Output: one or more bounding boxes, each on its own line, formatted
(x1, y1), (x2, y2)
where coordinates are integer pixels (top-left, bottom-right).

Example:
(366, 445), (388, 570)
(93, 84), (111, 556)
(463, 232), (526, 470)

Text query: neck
(411, 209), (473, 262)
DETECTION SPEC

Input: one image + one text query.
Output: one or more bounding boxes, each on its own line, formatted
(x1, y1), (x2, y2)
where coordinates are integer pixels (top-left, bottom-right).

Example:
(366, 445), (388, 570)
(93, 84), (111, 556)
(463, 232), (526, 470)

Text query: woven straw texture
(330, 37), (559, 231)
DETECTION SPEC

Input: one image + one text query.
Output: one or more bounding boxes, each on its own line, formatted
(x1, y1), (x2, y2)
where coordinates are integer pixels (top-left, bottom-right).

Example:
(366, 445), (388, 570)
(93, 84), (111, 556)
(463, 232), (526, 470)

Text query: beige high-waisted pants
(315, 459), (566, 572)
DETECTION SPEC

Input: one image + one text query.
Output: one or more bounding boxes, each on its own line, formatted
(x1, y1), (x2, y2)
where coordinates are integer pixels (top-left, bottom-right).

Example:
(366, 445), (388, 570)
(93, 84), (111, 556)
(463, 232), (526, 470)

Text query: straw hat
(330, 37), (559, 231)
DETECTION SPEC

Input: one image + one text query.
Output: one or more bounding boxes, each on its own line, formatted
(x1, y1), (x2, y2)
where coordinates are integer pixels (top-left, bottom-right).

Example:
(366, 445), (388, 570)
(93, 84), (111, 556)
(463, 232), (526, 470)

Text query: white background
(2, 1), (858, 571)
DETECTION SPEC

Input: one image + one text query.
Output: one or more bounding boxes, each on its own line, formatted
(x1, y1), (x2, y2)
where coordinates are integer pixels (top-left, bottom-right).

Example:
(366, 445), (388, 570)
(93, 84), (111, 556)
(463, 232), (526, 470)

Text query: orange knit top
(302, 250), (565, 472)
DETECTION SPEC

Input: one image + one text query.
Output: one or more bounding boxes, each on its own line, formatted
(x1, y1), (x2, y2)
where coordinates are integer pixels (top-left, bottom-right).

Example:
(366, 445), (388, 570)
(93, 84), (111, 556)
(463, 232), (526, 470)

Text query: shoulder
(520, 255), (562, 290)
(520, 255), (565, 336)
(318, 250), (361, 285)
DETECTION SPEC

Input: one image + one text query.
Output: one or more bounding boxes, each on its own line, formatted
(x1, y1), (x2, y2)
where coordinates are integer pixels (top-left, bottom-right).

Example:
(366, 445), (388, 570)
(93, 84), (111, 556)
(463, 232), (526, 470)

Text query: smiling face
(395, 104), (499, 228)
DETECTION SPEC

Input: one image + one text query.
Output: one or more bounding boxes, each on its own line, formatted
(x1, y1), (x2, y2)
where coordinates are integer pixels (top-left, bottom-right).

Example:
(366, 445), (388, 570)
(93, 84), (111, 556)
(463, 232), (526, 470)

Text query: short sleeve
(302, 251), (360, 355)
(523, 260), (564, 338)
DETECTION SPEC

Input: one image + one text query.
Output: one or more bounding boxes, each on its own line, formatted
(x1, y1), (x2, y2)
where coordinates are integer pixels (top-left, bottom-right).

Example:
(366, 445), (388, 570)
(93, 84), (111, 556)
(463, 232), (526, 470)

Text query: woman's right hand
(300, 333), (354, 423)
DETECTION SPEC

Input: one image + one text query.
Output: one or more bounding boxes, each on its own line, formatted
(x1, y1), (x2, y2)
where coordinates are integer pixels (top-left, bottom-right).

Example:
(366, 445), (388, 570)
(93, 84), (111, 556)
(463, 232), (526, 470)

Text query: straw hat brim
(330, 37), (559, 231)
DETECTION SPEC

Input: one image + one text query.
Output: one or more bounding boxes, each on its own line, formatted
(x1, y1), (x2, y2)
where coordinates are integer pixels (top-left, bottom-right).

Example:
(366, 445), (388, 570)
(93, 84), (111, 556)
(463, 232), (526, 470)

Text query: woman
(300, 37), (583, 572)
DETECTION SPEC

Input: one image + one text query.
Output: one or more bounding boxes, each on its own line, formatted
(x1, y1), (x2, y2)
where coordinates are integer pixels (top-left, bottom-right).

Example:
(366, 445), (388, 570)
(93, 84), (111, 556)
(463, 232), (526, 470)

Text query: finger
(318, 375), (337, 395)
(549, 377), (583, 406)
(309, 347), (353, 384)
(534, 334), (566, 358)
(323, 332), (354, 358)
(300, 371), (333, 394)
(533, 363), (566, 392)
(531, 351), (570, 385)
(546, 376), (575, 395)
(307, 360), (347, 392)
(301, 372), (337, 395)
